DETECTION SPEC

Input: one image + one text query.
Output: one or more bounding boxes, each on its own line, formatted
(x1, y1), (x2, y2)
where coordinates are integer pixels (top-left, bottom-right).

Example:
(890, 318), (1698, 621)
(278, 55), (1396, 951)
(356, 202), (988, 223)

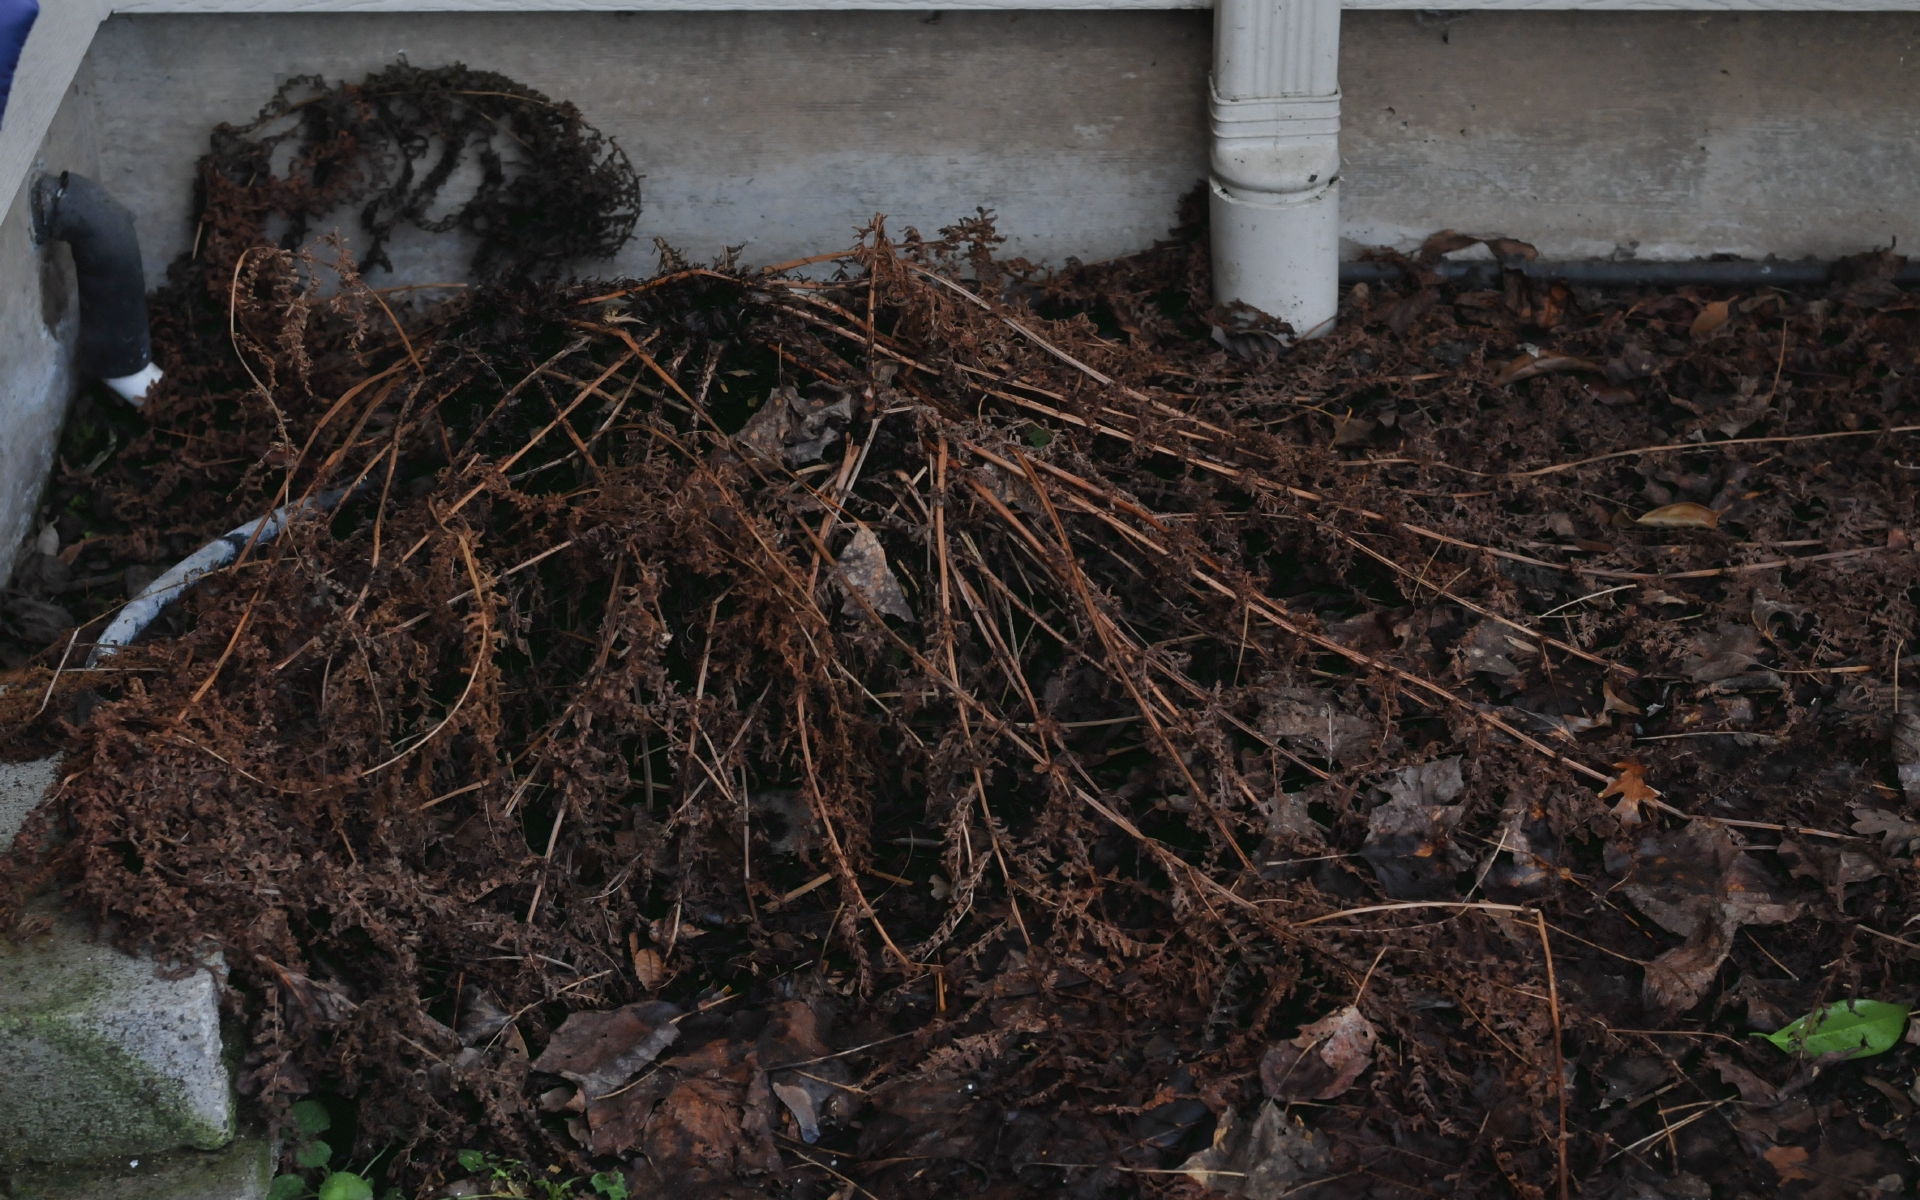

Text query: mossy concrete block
(4, 1130), (272, 1200)
(0, 755), (236, 1168)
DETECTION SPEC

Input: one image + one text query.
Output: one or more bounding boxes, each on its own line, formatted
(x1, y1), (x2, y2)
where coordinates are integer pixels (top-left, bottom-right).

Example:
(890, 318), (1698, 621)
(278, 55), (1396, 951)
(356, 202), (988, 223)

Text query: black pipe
(1339, 258), (1920, 289)
(31, 171), (154, 381)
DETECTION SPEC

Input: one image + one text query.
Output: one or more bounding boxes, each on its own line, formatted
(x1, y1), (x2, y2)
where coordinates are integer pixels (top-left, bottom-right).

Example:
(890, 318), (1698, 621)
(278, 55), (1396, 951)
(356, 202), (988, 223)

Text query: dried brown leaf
(1690, 300), (1732, 338)
(1851, 807), (1920, 854)
(1613, 821), (1803, 1011)
(1495, 352), (1601, 386)
(1764, 1144), (1812, 1183)
(532, 1000), (682, 1099)
(837, 525), (914, 623)
(1598, 760), (1657, 826)
(1636, 502), (1723, 530)
(1260, 1006), (1378, 1102)
(1178, 1101), (1330, 1198)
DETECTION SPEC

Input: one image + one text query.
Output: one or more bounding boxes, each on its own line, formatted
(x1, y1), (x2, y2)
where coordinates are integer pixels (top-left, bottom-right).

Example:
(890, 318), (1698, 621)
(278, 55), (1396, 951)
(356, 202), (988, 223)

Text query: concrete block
(0, 753), (61, 849)
(0, 755), (238, 1171)
(3, 1132), (272, 1200)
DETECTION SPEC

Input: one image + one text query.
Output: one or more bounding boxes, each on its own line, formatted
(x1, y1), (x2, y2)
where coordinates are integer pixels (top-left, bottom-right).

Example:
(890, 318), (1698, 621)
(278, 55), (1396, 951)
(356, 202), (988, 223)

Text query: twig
(1536, 909), (1569, 1200)
(363, 534), (491, 777)
(175, 588), (264, 722)
(33, 630), (82, 718)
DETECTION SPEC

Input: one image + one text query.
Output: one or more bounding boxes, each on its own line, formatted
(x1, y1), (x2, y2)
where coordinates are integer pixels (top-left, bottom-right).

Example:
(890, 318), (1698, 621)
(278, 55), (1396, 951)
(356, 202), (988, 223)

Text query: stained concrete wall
(85, 9), (1216, 285)
(8, 8), (1920, 583)
(79, 8), (1920, 293)
(1341, 10), (1920, 262)
(0, 77), (96, 588)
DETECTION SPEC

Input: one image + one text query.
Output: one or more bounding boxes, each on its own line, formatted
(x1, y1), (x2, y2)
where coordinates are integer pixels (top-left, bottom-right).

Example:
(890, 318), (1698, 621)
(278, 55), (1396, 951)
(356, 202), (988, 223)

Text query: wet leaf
(1455, 620), (1538, 678)
(1613, 821), (1801, 1012)
(1895, 700), (1920, 803)
(1776, 838), (1884, 903)
(1260, 1005), (1378, 1101)
(1495, 352), (1601, 386)
(456, 987), (512, 1046)
(532, 1000), (682, 1099)
(1602, 679), (1643, 717)
(1598, 760), (1657, 826)
(1635, 502), (1723, 530)
(538, 1085), (583, 1113)
(1690, 300), (1731, 338)
(1259, 688), (1377, 764)
(1851, 807), (1920, 854)
(1330, 413), (1376, 447)
(1751, 592), (1811, 638)
(772, 1080), (820, 1143)
(1681, 625), (1769, 684)
(1179, 1100), (1330, 1198)
(268, 1176), (307, 1200)
(1758, 1000), (1909, 1060)
(1706, 1051), (1781, 1106)
(1584, 381), (1638, 406)
(1764, 1144), (1812, 1183)
(837, 525), (914, 623)
(1360, 758), (1470, 899)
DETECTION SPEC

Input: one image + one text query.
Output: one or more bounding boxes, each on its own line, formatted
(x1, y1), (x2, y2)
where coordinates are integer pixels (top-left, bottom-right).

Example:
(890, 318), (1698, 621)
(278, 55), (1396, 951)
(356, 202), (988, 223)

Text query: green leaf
(457, 1149), (489, 1174)
(268, 1175), (310, 1200)
(295, 1140), (333, 1169)
(316, 1171), (375, 1200)
(591, 1171), (631, 1200)
(1026, 427), (1053, 449)
(289, 1099), (332, 1136)
(1757, 999), (1910, 1059)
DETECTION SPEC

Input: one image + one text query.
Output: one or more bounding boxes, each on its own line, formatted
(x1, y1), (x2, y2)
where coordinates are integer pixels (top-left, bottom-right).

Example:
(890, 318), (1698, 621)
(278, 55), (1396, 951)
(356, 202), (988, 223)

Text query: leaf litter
(3, 63), (1920, 1200)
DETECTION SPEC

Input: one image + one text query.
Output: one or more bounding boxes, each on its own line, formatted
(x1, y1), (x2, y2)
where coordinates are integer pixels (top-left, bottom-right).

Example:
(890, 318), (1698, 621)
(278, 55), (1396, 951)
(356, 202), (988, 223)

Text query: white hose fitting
(104, 362), (163, 406)
(1209, 0), (1342, 339)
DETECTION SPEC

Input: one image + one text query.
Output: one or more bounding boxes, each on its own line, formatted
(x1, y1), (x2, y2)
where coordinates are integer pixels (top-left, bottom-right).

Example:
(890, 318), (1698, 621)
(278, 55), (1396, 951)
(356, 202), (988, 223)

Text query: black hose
(1340, 258), (1920, 289)
(32, 171), (153, 380)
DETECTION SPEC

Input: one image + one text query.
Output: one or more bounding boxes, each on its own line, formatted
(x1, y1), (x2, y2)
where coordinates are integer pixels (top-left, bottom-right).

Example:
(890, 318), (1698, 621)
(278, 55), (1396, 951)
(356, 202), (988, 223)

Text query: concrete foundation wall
(9, 8), (1919, 583)
(0, 79), (97, 587)
(78, 8), (1920, 292)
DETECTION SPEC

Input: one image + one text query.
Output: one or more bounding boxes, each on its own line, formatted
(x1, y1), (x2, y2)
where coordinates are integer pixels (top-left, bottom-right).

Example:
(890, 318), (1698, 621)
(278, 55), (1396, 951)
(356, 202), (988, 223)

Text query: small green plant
(453, 1150), (629, 1199)
(267, 1100), (384, 1200)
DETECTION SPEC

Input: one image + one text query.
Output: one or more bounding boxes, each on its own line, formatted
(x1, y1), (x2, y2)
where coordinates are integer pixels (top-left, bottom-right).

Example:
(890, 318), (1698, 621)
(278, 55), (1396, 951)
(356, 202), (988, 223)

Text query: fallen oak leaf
(1635, 502), (1724, 530)
(1494, 352), (1601, 386)
(1598, 760), (1657, 826)
(1850, 807), (1920, 855)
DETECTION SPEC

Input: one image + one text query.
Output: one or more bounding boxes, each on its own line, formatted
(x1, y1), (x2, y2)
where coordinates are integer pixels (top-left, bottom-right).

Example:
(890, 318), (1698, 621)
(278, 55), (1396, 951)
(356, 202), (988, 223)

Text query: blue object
(0, 0), (38, 131)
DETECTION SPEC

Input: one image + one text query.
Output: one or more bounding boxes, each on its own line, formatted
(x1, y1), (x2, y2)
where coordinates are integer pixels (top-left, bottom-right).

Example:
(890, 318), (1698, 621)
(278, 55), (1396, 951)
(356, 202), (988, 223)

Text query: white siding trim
(1, 0), (102, 224)
(96, 0), (1920, 11)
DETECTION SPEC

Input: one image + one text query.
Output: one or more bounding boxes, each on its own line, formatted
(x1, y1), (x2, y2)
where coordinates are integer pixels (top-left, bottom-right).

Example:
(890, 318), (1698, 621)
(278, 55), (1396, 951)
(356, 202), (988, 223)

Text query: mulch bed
(6, 64), (1920, 1200)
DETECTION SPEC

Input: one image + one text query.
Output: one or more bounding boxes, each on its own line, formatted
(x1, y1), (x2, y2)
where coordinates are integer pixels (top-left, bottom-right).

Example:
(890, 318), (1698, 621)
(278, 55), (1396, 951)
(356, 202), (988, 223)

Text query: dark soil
(7, 64), (1920, 1200)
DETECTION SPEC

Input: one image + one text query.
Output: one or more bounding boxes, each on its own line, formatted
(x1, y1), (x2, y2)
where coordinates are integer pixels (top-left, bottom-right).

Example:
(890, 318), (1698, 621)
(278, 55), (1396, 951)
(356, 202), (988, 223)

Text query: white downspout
(1209, 0), (1341, 339)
